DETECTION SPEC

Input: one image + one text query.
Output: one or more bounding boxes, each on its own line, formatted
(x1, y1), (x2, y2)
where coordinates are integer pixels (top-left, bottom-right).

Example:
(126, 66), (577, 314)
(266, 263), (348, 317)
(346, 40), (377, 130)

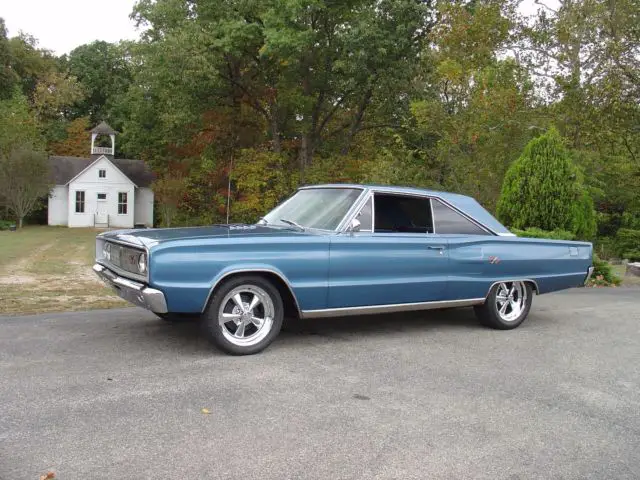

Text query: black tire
(203, 275), (284, 355)
(155, 313), (201, 322)
(474, 281), (533, 330)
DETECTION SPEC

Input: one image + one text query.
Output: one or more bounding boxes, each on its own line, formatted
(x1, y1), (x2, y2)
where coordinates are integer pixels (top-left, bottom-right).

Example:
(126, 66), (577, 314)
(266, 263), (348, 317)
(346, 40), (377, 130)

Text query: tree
(49, 117), (91, 157)
(0, 18), (18, 100)
(0, 88), (41, 156)
(496, 127), (596, 238)
(0, 146), (52, 228)
(152, 173), (187, 227)
(63, 41), (133, 124)
(128, 0), (435, 175)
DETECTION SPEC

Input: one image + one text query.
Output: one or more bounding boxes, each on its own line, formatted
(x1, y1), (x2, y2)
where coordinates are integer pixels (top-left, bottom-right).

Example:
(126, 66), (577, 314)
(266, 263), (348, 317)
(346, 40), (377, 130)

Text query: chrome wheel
(218, 285), (274, 347)
(495, 281), (527, 322)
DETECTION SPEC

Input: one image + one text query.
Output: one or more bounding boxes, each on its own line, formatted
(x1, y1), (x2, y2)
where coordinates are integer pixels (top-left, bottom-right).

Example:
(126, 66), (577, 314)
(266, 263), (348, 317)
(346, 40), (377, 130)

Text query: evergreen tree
(497, 127), (596, 238)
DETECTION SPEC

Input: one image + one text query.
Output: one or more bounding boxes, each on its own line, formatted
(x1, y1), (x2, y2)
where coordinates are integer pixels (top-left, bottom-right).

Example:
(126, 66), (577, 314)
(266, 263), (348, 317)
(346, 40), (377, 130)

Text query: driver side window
(373, 194), (433, 233)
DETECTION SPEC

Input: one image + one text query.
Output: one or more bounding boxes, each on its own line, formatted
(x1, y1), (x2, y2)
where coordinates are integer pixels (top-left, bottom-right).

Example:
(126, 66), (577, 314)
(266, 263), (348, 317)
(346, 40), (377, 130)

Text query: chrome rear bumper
(584, 266), (595, 285)
(93, 263), (168, 313)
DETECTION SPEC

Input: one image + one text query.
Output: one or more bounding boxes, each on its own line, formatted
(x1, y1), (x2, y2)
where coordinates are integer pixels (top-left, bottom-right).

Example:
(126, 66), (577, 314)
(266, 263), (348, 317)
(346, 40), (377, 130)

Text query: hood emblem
(488, 256), (501, 264)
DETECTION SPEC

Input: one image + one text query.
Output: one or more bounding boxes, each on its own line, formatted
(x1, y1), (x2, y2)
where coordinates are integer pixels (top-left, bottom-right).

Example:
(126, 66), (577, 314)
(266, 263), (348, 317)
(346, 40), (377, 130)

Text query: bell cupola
(90, 121), (117, 158)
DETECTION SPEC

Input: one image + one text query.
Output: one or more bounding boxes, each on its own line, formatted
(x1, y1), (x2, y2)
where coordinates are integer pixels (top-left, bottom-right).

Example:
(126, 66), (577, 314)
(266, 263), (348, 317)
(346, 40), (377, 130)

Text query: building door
(96, 193), (108, 224)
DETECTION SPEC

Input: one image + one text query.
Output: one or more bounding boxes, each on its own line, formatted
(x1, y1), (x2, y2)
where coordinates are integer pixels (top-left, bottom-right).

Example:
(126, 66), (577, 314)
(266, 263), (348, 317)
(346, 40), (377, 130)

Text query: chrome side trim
(202, 268), (303, 316)
(93, 264), (167, 313)
(430, 198), (436, 234)
(300, 298), (485, 319)
(584, 266), (595, 285)
(485, 279), (540, 297)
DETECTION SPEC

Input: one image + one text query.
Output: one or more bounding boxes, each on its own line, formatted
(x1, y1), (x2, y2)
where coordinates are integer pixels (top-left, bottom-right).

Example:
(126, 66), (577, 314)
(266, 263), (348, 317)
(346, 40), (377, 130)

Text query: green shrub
(0, 219), (15, 230)
(589, 255), (621, 286)
(497, 127), (596, 238)
(614, 228), (640, 260)
(593, 236), (616, 260)
(511, 227), (575, 240)
(624, 250), (640, 262)
(572, 190), (597, 240)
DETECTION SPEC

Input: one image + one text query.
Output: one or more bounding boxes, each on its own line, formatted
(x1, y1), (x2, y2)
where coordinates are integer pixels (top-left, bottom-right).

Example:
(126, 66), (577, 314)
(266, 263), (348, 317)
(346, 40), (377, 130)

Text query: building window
(118, 192), (128, 214)
(99, 169), (106, 178)
(75, 191), (85, 213)
(97, 193), (107, 200)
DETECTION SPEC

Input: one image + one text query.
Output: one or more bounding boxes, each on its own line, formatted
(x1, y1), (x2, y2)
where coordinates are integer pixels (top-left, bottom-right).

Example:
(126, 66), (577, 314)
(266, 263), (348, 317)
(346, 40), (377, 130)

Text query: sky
(1, 0), (141, 55)
(1, 0), (556, 56)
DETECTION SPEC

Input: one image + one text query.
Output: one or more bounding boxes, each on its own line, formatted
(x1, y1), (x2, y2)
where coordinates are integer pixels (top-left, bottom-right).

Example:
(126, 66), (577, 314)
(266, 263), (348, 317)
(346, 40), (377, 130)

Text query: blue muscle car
(93, 184), (594, 355)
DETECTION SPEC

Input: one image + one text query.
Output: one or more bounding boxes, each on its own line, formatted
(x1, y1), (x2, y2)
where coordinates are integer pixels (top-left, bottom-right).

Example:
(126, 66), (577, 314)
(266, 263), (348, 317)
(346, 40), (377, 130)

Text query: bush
(0, 219), (15, 230)
(590, 255), (621, 287)
(497, 127), (596, 238)
(593, 236), (616, 260)
(510, 227), (575, 240)
(615, 228), (640, 260)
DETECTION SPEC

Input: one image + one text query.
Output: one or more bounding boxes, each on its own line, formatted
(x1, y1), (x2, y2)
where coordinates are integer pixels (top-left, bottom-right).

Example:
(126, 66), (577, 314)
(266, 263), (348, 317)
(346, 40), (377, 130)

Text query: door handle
(427, 245), (446, 255)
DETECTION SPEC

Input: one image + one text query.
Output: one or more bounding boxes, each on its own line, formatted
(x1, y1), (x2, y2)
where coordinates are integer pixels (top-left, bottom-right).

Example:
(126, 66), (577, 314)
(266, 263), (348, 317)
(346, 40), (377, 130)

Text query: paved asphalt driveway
(1, 288), (639, 480)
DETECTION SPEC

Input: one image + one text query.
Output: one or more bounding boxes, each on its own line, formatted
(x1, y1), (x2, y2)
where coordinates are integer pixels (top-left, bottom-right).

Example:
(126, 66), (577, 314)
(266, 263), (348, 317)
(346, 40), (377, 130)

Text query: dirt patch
(0, 228), (126, 315)
(0, 275), (37, 285)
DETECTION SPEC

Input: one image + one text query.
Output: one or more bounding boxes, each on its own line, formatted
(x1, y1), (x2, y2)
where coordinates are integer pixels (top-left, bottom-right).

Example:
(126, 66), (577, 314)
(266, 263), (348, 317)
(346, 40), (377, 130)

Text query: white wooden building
(48, 122), (154, 228)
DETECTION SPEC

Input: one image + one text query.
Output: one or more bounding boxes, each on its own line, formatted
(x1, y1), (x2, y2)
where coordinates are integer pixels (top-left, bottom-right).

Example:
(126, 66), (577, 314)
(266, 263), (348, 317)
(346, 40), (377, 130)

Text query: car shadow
(132, 306), (482, 355)
(281, 307), (481, 338)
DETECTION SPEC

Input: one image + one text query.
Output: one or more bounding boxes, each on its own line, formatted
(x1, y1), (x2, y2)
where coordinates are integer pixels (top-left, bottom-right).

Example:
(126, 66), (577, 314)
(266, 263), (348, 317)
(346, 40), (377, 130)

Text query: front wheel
(204, 275), (284, 355)
(474, 281), (533, 330)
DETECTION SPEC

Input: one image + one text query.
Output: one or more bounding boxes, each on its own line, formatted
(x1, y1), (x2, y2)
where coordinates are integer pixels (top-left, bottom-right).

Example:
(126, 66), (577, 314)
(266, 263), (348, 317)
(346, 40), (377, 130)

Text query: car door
(327, 192), (449, 309)
(430, 199), (497, 300)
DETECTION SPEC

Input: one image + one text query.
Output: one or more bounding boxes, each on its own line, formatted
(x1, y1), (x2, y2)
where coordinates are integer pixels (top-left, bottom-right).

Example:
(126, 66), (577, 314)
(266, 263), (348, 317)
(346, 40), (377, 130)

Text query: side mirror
(348, 218), (361, 233)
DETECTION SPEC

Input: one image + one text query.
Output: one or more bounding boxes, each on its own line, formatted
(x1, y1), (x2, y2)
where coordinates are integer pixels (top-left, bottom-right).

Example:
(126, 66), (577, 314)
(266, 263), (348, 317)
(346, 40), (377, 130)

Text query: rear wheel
(474, 281), (532, 330)
(204, 275), (283, 355)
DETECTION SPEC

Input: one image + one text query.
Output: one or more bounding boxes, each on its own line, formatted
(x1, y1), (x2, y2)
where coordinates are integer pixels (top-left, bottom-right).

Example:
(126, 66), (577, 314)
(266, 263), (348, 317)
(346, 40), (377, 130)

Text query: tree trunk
(18, 216), (23, 229)
(268, 102), (282, 154)
(341, 87), (373, 155)
(298, 134), (310, 182)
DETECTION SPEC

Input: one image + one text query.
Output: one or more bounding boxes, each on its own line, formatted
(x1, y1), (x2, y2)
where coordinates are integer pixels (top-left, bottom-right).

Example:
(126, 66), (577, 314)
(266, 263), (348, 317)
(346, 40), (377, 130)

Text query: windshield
(262, 188), (363, 230)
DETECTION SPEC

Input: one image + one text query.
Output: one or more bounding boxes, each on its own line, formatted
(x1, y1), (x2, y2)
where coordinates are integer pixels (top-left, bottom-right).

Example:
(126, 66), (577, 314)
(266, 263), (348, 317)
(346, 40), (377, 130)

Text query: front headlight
(137, 252), (147, 274)
(103, 243), (111, 261)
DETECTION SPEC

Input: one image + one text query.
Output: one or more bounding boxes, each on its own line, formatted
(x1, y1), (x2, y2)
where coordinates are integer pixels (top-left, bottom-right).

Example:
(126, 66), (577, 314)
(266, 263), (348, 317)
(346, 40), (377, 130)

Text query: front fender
(148, 236), (330, 313)
(202, 263), (300, 314)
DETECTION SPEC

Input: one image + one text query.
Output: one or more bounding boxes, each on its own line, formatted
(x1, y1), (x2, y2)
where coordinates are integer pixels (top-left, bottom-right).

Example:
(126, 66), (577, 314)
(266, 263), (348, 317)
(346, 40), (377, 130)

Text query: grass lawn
(0, 226), (127, 315)
(612, 264), (640, 287)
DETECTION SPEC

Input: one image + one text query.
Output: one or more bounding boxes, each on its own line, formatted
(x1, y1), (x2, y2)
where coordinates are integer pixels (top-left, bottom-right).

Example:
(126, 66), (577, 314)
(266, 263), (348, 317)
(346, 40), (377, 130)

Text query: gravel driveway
(1, 288), (639, 480)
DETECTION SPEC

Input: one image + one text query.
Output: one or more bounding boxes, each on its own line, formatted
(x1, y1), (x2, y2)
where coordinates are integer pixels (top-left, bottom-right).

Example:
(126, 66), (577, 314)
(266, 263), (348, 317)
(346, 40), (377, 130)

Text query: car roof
(299, 183), (511, 235)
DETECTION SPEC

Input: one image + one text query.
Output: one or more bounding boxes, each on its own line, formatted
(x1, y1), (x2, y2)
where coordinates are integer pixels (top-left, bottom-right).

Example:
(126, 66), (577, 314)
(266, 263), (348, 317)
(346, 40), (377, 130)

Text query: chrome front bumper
(93, 264), (168, 313)
(584, 266), (595, 285)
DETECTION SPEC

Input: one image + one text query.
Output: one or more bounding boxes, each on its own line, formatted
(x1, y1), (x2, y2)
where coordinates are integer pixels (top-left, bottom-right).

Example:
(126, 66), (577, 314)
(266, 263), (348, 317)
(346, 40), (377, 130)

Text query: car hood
(98, 224), (321, 248)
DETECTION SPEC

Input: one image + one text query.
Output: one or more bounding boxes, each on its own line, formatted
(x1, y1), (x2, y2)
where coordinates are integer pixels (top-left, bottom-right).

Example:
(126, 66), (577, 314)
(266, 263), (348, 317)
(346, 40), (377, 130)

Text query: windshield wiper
(257, 217), (268, 225)
(280, 218), (305, 231)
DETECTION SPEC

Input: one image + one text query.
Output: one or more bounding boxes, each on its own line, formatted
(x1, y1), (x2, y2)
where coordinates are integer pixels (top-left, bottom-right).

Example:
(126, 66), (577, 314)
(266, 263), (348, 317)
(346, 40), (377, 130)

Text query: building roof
(91, 121), (118, 135)
(49, 156), (154, 187)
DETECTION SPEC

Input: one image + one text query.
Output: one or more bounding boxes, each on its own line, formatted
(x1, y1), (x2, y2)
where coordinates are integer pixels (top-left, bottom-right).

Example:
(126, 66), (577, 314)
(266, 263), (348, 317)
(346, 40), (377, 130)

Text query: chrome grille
(107, 242), (143, 276)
